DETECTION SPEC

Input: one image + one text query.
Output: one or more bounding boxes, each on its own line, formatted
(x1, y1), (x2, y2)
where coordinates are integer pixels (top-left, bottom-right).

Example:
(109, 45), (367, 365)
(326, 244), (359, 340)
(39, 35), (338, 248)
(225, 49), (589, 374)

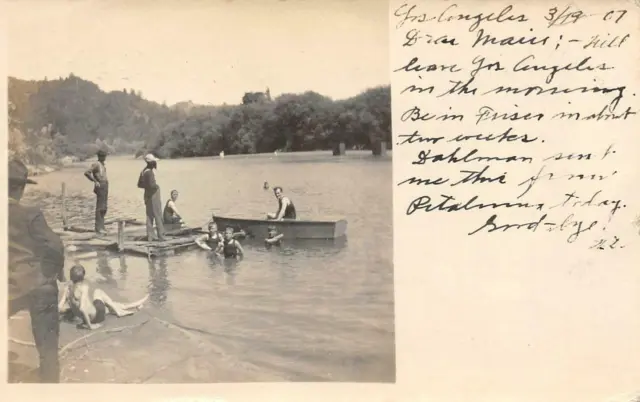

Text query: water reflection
(118, 255), (128, 280)
(242, 236), (347, 256)
(203, 251), (238, 286)
(148, 256), (170, 307)
(95, 251), (117, 286)
(223, 259), (238, 286)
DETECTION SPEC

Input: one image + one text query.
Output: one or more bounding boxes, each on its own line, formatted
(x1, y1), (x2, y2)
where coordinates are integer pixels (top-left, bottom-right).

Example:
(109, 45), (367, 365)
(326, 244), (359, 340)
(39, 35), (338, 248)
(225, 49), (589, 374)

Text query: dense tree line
(8, 74), (391, 164)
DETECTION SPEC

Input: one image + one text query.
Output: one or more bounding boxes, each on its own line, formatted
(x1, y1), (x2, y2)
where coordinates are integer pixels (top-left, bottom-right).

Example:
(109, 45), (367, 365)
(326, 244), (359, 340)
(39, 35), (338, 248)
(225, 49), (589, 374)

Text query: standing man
(137, 153), (166, 241)
(8, 159), (65, 383)
(84, 149), (109, 234)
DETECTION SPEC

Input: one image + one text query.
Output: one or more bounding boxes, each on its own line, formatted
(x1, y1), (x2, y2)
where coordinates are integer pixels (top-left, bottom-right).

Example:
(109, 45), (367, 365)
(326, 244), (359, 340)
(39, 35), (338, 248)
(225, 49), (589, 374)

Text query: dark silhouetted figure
(8, 159), (65, 383)
(137, 153), (166, 241)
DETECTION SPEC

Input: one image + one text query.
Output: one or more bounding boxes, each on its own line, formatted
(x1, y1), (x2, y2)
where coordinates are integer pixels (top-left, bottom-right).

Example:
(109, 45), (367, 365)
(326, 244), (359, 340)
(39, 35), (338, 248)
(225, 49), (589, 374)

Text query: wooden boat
(212, 216), (347, 240)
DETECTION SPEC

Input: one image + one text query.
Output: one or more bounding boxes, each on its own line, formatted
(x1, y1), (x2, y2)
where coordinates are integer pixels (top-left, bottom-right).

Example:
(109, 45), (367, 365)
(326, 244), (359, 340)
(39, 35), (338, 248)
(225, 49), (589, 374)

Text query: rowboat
(212, 216), (347, 240)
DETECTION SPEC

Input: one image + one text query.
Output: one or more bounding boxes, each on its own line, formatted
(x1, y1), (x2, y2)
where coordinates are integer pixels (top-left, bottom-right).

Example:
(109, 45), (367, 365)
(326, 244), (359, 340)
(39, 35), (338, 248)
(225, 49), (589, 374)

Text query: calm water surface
(22, 151), (395, 382)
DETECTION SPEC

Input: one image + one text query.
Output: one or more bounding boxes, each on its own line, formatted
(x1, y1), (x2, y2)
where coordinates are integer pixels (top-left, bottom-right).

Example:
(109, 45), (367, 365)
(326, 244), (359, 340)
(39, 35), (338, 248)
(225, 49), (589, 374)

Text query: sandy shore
(8, 302), (289, 383)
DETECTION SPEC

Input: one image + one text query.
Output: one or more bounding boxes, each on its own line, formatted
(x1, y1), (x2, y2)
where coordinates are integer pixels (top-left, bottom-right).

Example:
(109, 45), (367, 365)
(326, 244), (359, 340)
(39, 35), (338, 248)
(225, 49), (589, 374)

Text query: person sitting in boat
(163, 190), (185, 225)
(58, 264), (149, 330)
(264, 225), (284, 249)
(222, 226), (244, 260)
(195, 222), (224, 253)
(267, 186), (297, 220)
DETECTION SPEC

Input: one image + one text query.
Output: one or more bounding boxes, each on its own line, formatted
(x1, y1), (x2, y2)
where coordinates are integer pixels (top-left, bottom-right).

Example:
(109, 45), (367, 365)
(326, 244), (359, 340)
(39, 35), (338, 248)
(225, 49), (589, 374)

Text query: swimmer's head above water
(224, 226), (235, 239)
(208, 222), (218, 233)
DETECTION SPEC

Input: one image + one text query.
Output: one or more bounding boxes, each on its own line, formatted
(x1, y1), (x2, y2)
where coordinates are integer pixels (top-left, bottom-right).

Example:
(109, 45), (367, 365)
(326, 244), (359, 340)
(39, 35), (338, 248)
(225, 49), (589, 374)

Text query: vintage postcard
(3, 0), (640, 401)
(4, 0), (393, 390)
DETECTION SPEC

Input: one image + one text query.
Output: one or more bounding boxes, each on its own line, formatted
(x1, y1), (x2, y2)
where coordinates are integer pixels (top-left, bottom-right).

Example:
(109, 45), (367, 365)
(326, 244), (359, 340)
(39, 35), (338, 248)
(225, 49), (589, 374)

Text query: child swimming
(58, 264), (148, 330)
(264, 225), (284, 249)
(195, 222), (246, 255)
(221, 226), (244, 260)
(195, 222), (224, 253)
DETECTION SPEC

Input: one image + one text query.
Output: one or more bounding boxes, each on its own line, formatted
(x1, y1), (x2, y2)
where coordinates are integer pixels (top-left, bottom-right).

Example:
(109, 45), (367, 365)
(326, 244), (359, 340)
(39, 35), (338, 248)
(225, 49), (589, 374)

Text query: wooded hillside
(8, 74), (391, 164)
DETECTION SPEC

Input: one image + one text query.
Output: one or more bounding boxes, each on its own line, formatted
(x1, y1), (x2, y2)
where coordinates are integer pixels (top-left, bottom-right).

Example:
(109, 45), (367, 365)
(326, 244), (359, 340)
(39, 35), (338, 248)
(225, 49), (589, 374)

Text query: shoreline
(25, 149), (393, 178)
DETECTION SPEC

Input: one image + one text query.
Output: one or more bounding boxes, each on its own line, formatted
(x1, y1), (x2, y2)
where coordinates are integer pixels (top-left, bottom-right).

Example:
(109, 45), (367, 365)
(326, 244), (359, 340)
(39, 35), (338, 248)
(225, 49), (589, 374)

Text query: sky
(5, 0), (389, 106)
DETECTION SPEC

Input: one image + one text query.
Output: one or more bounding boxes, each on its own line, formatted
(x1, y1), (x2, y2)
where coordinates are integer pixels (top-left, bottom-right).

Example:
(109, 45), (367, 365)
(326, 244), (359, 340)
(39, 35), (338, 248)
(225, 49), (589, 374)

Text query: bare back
(69, 282), (96, 320)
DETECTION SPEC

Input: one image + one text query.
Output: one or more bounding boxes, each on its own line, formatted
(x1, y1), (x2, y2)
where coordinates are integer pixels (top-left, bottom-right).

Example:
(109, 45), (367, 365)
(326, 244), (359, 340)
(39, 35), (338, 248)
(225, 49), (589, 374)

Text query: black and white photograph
(7, 0), (393, 383)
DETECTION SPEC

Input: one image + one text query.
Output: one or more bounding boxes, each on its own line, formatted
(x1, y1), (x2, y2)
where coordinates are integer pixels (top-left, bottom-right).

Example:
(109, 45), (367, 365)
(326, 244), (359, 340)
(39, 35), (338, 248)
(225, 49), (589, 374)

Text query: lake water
(19, 151), (395, 383)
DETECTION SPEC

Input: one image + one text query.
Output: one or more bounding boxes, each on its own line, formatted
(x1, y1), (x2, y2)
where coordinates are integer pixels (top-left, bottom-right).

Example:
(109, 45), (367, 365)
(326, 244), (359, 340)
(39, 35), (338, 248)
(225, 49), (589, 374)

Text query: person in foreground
(8, 159), (66, 383)
(84, 149), (109, 234)
(267, 186), (297, 220)
(163, 189), (185, 225)
(264, 225), (284, 249)
(59, 264), (149, 330)
(137, 153), (166, 241)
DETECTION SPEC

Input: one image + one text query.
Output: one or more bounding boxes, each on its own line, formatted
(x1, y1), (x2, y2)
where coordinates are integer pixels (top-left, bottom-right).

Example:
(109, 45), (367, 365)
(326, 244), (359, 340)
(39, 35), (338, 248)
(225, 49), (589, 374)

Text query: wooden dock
(58, 183), (205, 258)
(59, 222), (204, 258)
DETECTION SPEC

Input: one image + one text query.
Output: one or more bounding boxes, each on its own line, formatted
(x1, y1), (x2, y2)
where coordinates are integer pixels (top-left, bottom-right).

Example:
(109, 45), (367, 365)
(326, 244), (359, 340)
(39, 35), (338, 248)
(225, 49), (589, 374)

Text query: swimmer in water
(195, 222), (224, 254)
(221, 226), (244, 260)
(264, 225), (284, 249)
(58, 264), (149, 330)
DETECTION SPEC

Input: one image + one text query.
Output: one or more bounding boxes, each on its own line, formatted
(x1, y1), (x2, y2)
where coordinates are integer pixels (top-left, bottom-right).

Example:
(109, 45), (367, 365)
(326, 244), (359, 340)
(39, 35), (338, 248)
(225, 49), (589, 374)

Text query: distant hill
(8, 74), (391, 165)
(8, 74), (187, 165)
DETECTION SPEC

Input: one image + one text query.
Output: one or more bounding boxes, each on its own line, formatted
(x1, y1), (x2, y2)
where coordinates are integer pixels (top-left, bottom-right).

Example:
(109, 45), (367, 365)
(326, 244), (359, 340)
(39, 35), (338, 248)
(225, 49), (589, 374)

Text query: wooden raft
(57, 183), (203, 258)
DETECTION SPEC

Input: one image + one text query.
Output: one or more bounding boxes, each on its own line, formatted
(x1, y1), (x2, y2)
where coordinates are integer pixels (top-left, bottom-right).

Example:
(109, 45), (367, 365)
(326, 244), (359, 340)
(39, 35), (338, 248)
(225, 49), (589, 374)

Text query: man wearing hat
(137, 153), (166, 241)
(84, 149), (109, 234)
(8, 159), (65, 383)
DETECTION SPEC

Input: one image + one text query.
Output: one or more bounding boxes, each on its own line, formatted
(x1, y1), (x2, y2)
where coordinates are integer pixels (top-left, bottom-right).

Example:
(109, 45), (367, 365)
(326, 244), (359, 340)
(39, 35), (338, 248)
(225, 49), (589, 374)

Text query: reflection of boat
(213, 216), (347, 239)
(242, 236), (348, 251)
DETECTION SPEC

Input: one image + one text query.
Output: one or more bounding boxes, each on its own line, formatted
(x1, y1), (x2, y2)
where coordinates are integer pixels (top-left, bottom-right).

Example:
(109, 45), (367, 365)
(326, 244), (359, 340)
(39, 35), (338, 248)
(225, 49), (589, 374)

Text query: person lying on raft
(58, 264), (149, 330)
(264, 225), (284, 249)
(163, 189), (185, 225)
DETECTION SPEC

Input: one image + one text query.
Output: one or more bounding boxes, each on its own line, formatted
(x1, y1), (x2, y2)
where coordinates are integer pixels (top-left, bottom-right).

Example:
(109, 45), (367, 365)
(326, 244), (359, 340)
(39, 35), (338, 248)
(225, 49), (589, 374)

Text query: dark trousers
(94, 182), (109, 232)
(145, 192), (165, 241)
(9, 283), (60, 383)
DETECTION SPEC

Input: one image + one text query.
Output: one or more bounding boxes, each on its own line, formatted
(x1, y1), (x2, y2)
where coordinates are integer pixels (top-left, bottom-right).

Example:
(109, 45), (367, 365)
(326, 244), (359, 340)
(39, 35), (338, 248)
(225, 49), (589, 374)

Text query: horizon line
(8, 73), (391, 108)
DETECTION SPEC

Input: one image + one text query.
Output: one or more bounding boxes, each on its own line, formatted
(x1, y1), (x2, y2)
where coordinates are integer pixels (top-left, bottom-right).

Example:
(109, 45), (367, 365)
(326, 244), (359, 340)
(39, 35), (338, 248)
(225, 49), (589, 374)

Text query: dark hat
(97, 149), (108, 156)
(8, 159), (36, 185)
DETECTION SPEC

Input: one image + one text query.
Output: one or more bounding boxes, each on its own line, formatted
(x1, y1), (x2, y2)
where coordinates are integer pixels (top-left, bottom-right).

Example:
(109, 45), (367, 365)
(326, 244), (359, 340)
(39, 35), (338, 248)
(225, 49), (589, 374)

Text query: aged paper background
(1, 0), (639, 401)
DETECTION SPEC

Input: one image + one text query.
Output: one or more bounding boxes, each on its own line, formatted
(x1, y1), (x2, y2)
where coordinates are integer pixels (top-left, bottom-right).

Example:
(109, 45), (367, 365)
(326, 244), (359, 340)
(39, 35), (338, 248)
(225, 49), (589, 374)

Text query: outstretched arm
(235, 241), (244, 258)
(194, 234), (212, 251)
(168, 200), (182, 219)
(265, 234), (284, 244)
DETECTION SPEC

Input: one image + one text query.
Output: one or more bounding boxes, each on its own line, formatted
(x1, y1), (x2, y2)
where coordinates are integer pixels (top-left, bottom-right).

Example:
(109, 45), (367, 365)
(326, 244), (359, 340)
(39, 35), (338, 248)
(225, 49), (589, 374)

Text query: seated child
(221, 226), (244, 260)
(58, 264), (149, 330)
(264, 225), (284, 249)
